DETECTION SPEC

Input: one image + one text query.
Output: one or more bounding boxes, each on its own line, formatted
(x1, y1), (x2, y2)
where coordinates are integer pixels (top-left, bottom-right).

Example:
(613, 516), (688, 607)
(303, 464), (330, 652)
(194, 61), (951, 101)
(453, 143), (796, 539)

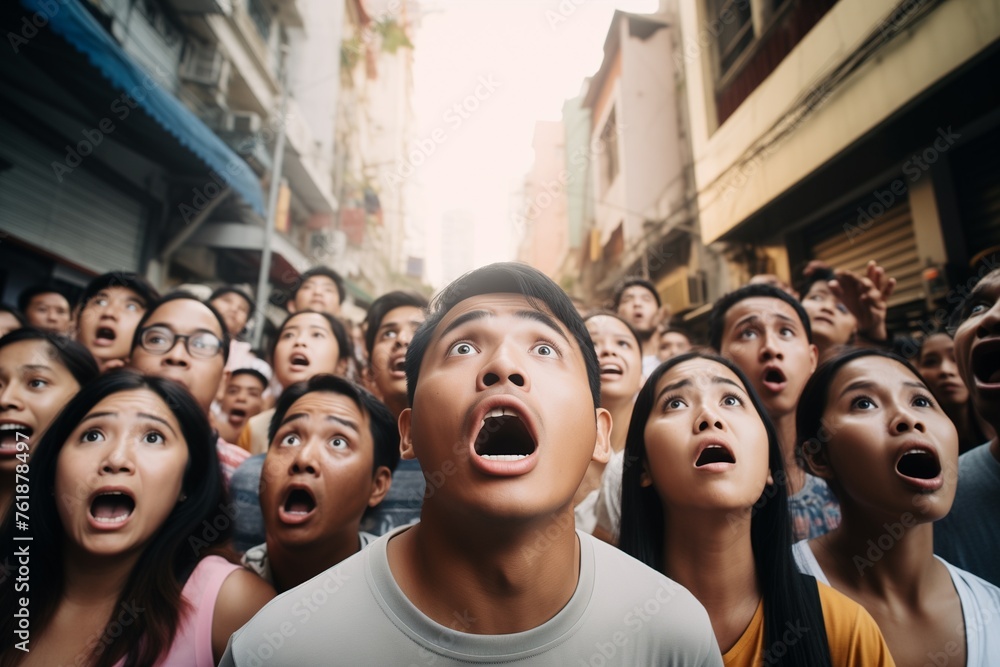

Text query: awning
(15, 0), (265, 215)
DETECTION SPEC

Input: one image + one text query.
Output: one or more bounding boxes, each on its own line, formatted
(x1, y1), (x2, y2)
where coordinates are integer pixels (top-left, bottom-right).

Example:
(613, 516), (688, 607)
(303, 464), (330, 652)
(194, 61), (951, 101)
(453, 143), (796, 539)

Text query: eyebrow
(439, 308), (569, 343)
(655, 376), (740, 403)
(840, 379), (928, 396)
(79, 411), (178, 437)
(279, 412), (359, 431)
(21, 364), (53, 373)
(146, 322), (218, 336)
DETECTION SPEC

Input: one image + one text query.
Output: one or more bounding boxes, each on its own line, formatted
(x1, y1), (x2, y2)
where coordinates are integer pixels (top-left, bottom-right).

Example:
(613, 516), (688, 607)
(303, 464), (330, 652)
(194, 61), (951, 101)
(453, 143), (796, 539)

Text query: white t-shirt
(792, 541), (1000, 665)
(222, 525), (723, 666)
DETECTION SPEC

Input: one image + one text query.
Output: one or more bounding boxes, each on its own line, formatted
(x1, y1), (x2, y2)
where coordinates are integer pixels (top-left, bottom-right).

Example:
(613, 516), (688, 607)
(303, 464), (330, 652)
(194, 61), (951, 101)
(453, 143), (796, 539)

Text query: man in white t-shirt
(612, 278), (667, 379)
(221, 263), (722, 666)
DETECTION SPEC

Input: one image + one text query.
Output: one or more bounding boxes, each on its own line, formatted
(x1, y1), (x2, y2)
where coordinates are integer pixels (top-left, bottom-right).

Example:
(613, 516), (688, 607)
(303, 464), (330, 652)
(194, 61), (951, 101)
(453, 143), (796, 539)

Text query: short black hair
(660, 326), (692, 341)
(363, 291), (428, 356)
(405, 262), (600, 409)
(229, 367), (269, 390)
(78, 272), (160, 312)
(794, 267), (836, 302)
(290, 266), (346, 306)
(130, 292), (231, 363)
(708, 284), (813, 351)
(612, 278), (661, 309)
(209, 285), (256, 313)
(270, 310), (353, 364)
(0, 327), (100, 386)
(268, 374), (400, 474)
(17, 284), (70, 314)
(0, 304), (27, 328)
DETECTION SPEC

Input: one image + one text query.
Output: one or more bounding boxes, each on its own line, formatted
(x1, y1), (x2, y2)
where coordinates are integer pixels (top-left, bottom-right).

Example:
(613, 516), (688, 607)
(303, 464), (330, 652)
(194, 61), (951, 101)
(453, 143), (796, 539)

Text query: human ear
(808, 343), (819, 373)
(766, 469), (774, 487)
(367, 466), (393, 507)
(800, 439), (834, 482)
(398, 408), (416, 460)
(591, 408), (612, 464)
(639, 461), (653, 488)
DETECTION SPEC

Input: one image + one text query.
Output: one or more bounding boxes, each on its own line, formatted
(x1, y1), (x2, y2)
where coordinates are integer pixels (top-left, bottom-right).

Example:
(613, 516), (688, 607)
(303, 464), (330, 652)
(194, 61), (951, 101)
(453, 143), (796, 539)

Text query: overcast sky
(408, 0), (658, 286)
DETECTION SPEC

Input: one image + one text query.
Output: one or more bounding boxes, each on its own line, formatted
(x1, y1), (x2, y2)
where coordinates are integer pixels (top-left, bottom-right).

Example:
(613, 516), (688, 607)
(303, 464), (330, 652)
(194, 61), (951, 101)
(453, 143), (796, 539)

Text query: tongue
(92, 496), (133, 519)
(990, 369), (1000, 383)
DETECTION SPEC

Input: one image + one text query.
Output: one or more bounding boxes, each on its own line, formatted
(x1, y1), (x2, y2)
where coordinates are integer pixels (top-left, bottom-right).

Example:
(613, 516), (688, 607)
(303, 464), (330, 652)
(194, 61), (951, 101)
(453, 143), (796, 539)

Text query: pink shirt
(115, 555), (241, 667)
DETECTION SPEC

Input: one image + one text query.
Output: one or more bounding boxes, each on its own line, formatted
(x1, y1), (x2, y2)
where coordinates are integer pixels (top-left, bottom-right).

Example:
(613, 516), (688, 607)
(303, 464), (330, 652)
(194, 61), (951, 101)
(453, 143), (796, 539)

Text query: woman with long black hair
(794, 348), (1000, 666)
(0, 372), (274, 667)
(619, 351), (893, 666)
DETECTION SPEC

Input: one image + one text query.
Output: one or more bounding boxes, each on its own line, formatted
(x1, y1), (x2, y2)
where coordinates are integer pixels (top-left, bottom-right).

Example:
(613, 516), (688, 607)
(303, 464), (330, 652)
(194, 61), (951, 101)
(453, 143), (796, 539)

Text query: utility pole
(252, 45), (290, 349)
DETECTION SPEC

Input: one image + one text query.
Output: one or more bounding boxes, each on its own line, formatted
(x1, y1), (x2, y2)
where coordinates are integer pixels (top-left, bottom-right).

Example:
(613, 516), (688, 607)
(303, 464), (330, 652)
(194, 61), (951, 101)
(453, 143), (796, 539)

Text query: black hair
(659, 326), (692, 341)
(129, 292), (231, 363)
(611, 278), (661, 309)
(794, 267), (837, 303)
(268, 374), (400, 475)
(229, 367), (269, 390)
(405, 262), (601, 409)
(796, 347), (927, 480)
(583, 310), (644, 352)
(0, 327), (100, 386)
(270, 310), (353, 365)
(0, 304), (27, 329)
(290, 266), (346, 307)
(0, 371), (228, 667)
(708, 283), (813, 351)
(17, 284), (70, 314)
(77, 272), (161, 312)
(209, 285), (256, 313)
(363, 291), (429, 356)
(619, 351), (830, 666)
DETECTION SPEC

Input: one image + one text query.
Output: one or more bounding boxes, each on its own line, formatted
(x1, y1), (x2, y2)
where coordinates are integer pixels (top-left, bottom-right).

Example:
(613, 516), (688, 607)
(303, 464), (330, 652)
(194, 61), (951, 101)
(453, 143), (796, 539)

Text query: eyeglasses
(139, 326), (222, 359)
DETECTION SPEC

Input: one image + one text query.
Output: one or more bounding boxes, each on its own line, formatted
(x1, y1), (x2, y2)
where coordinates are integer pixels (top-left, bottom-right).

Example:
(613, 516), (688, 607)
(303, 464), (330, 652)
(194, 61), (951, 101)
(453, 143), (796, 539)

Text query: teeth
(93, 515), (129, 524)
(483, 407), (517, 423)
(706, 444), (723, 449)
(0, 424), (26, 431)
(479, 454), (528, 461)
(905, 448), (930, 455)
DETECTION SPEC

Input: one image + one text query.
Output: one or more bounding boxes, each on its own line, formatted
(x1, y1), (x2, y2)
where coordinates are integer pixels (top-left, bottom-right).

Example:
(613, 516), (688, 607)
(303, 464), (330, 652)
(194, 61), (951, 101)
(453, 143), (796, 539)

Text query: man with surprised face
(221, 263), (723, 666)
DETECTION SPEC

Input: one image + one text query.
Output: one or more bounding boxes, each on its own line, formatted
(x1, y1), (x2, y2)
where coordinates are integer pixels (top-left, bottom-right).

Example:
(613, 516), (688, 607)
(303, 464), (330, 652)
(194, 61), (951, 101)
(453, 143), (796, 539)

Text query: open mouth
(761, 367), (787, 392)
(391, 357), (407, 374)
(474, 407), (537, 461)
(971, 340), (1000, 385)
(896, 448), (941, 480)
(95, 327), (117, 343)
(282, 487), (317, 516)
(600, 362), (623, 377)
(695, 444), (736, 467)
(289, 353), (310, 368)
(0, 423), (33, 452)
(89, 491), (135, 524)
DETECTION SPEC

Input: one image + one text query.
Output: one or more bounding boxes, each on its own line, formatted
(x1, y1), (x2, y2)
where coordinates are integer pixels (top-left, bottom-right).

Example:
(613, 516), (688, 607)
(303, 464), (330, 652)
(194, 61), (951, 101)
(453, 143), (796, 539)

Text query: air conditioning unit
(180, 44), (230, 91)
(660, 271), (707, 311)
(228, 111), (263, 134)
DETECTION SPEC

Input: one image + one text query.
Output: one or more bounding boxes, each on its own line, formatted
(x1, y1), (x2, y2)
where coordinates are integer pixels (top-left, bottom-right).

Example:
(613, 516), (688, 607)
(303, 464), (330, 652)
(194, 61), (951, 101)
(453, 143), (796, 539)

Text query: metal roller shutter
(810, 201), (923, 308)
(0, 118), (145, 273)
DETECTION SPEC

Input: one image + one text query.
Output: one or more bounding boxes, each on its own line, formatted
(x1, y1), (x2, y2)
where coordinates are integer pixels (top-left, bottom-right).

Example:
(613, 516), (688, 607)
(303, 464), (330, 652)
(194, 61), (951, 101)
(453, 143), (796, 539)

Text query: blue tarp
(19, 0), (266, 214)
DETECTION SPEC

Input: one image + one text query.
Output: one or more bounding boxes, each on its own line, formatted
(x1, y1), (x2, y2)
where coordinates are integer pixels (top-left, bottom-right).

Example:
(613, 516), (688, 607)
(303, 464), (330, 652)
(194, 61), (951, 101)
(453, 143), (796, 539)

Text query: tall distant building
(441, 209), (476, 284)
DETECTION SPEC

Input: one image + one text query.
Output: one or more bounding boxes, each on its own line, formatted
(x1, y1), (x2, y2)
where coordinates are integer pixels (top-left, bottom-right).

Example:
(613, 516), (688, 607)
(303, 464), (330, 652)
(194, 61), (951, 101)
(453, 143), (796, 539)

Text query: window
(713, 0), (754, 76)
(247, 0), (271, 40)
(600, 108), (620, 190)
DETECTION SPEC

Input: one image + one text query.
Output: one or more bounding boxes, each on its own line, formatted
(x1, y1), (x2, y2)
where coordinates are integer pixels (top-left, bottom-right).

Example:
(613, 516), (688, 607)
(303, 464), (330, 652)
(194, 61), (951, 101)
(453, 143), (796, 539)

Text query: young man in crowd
(286, 266), (346, 317)
(709, 284), (840, 541)
(361, 291), (428, 535)
(128, 293), (249, 486)
(657, 327), (692, 362)
(75, 272), (160, 372)
(612, 278), (667, 378)
(18, 284), (74, 335)
(242, 374), (397, 592)
(934, 266), (1000, 586)
(215, 368), (268, 447)
(222, 262), (722, 666)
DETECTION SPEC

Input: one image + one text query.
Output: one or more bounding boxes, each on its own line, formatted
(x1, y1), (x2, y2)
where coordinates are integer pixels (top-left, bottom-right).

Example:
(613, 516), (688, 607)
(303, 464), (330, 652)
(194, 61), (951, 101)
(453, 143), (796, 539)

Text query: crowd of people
(1, 257), (998, 665)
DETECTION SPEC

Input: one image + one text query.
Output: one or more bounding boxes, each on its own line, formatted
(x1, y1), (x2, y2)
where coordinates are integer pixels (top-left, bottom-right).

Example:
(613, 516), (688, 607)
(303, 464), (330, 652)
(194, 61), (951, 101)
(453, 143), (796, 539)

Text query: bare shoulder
(213, 568), (277, 662)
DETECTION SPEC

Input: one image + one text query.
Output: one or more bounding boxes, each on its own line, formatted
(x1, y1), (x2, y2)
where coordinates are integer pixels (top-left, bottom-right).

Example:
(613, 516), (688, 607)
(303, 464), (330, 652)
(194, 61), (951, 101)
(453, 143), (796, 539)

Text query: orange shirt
(723, 582), (895, 667)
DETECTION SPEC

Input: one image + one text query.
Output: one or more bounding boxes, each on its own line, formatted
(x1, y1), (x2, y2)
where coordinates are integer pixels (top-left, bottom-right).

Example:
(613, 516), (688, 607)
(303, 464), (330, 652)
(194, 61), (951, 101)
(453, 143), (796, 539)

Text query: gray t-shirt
(221, 526), (723, 666)
(934, 441), (1000, 586)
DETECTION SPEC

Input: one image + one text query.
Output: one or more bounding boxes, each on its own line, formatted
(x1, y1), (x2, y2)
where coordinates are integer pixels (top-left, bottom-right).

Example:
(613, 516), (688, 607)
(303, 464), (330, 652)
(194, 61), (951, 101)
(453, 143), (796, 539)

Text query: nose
(940, 358), (959, 378)
(694, 404), (725, 434)
(478, 345), (528, 391)
(397, 327), (415, 347)
(758, 329), (783, 361)
(975, 300), (1000, 338)
(100, 438), (134, 475)
(0, 382), (23, 411)
(162, 338), (190, 367)
(290, 440), (319, 476)
(891, 408), (926, 435)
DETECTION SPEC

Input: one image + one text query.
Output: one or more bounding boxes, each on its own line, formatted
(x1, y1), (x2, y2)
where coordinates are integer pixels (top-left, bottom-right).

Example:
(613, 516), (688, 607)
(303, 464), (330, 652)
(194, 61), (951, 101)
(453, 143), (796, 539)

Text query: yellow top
(723, 582), (895, 667)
